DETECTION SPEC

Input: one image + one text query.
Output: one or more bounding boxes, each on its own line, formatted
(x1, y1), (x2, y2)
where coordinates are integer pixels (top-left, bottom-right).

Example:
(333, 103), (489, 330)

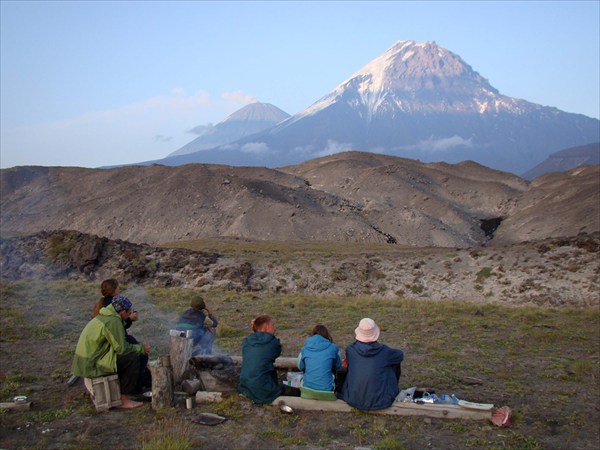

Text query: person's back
(298, 326), (342, 392)
(238, 315), (282, 404)
(339, 318), (404, 410)
(176, 295), (217, 355)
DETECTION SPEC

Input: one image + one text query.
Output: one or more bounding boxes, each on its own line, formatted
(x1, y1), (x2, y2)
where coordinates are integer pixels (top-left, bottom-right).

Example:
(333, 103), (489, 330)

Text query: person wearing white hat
(338, 318), (404, 410)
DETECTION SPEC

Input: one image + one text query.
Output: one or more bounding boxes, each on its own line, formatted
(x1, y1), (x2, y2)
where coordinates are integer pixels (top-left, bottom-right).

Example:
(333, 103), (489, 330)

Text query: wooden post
(149, 359), (174, 409)
(169, 333), (194, 385)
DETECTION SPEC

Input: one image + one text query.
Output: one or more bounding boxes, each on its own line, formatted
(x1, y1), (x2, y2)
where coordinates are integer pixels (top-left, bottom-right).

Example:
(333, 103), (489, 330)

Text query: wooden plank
(217, 356), (298, 369)
(272, 396), (492, 421)
(0, 401), (32, 411)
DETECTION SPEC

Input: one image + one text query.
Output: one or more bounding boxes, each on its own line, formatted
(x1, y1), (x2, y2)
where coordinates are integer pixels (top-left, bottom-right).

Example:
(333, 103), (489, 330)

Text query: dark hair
(100, 279), (119, 297)
(312, 324), (333, 342)
(251, 315), (273, 332)
(92, 279), (120, 317)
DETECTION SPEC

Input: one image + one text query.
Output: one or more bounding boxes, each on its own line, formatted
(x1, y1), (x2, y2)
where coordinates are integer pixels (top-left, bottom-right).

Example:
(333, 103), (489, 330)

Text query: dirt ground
(1, 266), (599, 449)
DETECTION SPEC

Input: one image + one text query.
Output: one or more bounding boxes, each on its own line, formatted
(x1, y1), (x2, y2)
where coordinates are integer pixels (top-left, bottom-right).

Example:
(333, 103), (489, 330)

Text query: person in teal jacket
(297, 325), (342, 392)
(72, 296), (151, 409)
(237, 315), (282, 404)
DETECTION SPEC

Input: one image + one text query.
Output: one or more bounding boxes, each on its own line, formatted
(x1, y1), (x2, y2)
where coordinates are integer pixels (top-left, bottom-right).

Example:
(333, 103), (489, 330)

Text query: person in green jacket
(72, 296), (151, 409)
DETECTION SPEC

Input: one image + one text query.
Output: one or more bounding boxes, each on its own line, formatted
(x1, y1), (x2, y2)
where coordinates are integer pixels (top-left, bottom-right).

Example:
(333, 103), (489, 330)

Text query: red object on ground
(491, 406), (512, 427)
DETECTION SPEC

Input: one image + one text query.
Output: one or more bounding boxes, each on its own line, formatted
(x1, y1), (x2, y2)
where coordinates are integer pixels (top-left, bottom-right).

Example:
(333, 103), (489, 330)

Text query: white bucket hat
(355, 318), (380, 343)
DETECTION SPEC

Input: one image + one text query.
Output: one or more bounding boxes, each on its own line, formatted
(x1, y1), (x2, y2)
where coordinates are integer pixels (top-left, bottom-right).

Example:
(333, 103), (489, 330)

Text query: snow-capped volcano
(144, 40), (599, 174)
(297, 40), (535, 121)
(169, 102), (289, 157)
(302, 40), (498, 117)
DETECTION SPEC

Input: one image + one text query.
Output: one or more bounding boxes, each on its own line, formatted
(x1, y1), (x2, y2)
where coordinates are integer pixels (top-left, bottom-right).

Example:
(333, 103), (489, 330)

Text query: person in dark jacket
(238, 315), (300, 404)
(297, 325), (342, 392)
(176, 296), (218, 356)
(338, 318), (404, 410)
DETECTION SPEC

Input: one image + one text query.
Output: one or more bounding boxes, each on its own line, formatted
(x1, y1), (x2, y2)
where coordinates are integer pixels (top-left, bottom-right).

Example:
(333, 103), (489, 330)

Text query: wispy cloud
(407, 135), (473, 153)
(154, 135), (173, 142)
(222, 91), (258, 104)
(315, 139), (354, 157)
(1, 89), (257, 168)
(240, 142), (271, 154)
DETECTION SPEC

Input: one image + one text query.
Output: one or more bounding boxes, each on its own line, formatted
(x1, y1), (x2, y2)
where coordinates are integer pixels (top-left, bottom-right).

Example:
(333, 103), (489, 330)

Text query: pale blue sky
(1, 1), (599, 168)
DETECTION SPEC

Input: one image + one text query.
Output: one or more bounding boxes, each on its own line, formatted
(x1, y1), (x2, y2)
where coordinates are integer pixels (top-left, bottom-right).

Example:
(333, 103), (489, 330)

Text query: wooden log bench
(272, 396), (493, 421)
(186, 356), (493, 421)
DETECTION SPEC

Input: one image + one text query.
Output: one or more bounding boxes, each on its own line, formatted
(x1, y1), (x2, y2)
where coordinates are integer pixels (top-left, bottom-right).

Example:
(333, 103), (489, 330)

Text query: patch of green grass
(0, 370), (38, 398)
(50, 368), (71, 381)
(374, 435), (407, 450)
(507, 432), (543, 450)
(141, 417), (195, 450)
(216, 323), (245, 338)
(29, 407), (73, 423)
(444, 421), (469, 433)
(207, 394), (245, 420)
(475, 267), (493, 282)
(46, 235), (74, 261)
(257, 420), (307, 446)
(570, 359), (596, 380)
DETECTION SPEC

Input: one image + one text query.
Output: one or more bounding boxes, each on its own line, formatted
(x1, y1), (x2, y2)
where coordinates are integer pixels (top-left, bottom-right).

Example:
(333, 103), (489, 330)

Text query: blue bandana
(112, 295), (133, 312)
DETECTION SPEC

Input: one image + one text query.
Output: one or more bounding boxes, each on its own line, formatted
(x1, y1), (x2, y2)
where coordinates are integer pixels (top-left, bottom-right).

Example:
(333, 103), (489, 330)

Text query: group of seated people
(238, 315), (405, 410)
(71, 282), (219, 409)
(71, 281), (403, 411)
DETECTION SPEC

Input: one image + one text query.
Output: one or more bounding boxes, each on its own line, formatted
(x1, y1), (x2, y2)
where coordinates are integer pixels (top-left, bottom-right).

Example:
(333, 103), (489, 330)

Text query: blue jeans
(192, 328), (217, 356)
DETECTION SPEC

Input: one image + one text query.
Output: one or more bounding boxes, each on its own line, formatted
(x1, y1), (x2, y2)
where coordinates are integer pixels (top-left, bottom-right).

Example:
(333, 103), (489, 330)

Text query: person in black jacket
(176, 295), (218, 355)
(338, 318), (404, 410)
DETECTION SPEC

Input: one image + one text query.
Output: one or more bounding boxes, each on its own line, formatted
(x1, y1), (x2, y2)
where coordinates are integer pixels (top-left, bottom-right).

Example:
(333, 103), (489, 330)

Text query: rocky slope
(1, 229), (598, 308)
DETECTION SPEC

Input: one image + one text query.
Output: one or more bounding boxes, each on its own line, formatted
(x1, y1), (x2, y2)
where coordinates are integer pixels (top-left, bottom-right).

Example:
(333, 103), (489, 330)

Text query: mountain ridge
(521, 142), (600, 179)
(141, 40), (599, 174)
(168, 102), (290, 157)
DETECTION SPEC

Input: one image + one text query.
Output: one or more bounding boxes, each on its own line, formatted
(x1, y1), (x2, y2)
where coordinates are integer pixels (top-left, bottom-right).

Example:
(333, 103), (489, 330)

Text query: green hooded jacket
(71, 304), (143, 378)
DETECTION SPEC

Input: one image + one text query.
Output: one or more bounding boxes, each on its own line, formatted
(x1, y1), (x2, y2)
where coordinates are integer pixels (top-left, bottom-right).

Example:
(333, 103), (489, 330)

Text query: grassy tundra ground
(0, 279), (598, 449)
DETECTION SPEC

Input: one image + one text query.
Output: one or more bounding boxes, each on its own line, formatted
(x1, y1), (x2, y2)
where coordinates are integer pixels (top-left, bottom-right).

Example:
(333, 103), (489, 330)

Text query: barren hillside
(493, 165), (600, 244)
(0, 152), (598, 247)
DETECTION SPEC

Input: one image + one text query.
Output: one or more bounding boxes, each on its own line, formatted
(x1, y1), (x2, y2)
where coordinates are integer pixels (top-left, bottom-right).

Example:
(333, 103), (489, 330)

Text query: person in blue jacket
(338, 317), (404, 410)
(297, 325), (342, 392)
(176, 295), (218, 356)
